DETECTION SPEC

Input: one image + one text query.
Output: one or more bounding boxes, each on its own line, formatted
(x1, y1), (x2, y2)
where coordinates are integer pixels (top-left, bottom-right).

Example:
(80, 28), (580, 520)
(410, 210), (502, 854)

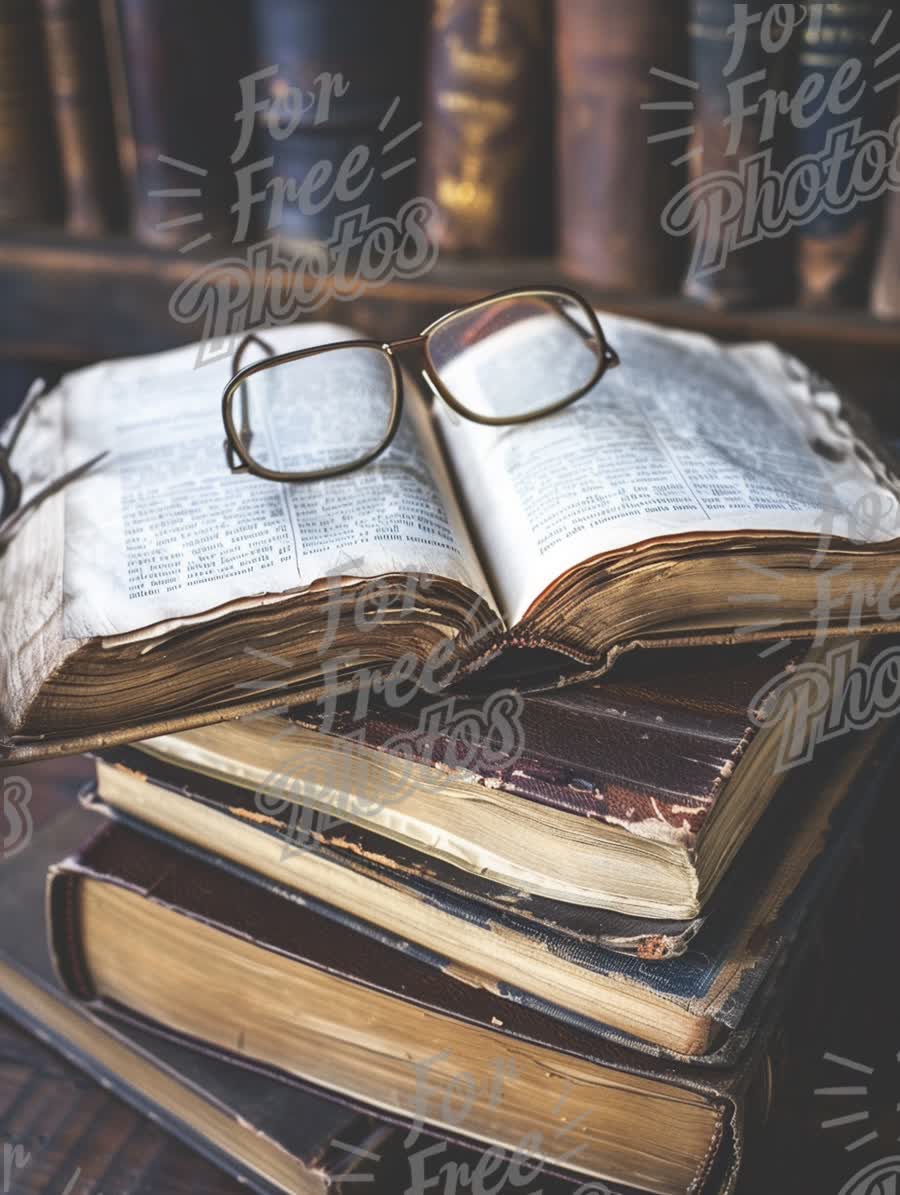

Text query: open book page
(433, 311), (900, 626)
(61, 324), (494, 641)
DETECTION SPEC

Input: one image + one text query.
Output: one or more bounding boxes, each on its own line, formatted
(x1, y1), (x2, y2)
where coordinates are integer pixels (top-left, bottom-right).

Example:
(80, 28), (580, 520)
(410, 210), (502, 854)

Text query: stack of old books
(2, 311), (900, 1194)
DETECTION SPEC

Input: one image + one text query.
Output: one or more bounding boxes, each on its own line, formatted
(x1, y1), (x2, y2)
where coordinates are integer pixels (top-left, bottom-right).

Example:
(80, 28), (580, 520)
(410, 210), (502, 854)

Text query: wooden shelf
(3, 226), (899, 425)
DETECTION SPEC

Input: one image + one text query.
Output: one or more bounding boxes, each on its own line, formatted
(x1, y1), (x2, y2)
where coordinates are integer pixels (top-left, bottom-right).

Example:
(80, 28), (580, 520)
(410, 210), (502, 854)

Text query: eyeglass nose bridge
(381, 335), (448, 411)
(384, 334), (427, 354)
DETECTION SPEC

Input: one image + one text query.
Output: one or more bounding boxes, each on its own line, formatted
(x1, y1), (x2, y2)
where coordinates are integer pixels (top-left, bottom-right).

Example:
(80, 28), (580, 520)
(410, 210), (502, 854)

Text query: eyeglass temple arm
(2, 378), (47, 457)
(535, 296), (619, 369)
(225, 336), (276, 470)
(0, 378), (48, 521)
(0, 451), (107, 551)
(459, 295), (619, 371)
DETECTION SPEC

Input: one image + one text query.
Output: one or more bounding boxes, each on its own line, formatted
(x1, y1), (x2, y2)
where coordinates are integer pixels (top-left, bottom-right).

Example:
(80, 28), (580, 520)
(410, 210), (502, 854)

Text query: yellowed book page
(434, 311), (900, 626)
(60, 325), (495, 640)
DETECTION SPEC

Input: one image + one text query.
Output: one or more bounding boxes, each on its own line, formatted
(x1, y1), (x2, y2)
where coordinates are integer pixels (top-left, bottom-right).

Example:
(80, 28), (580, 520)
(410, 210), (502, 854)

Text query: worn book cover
(130, 637), (872, 922)
(50, 725), (895, 1195)
(0, 0), (61, 225)
(93, 716), (892, 1059)
(683, 0), (792, 307)
(99, 0), (252, 248)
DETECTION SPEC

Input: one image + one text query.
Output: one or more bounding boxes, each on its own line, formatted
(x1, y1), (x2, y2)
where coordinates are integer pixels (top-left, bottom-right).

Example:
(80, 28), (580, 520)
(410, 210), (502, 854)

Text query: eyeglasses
(0, 381), (106, 554)
(222, 286), (619, 483)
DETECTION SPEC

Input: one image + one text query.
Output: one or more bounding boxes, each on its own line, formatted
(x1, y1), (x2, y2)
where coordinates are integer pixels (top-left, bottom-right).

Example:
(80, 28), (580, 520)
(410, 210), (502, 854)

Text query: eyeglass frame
(221, 285), (620, 484)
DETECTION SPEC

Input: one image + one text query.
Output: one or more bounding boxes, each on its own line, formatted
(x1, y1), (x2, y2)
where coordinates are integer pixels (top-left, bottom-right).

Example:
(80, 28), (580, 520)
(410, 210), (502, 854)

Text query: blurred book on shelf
(871, 83), (900, 318)
(681, 0), (792, 309)
(556, 0), (685, 293)
(249, 0), (425, 247)
(420, 0), (553, 255)
(38, 0), (124, 236)
(0, 0), (61, 227)
(99, 0), (253, 250)
(793, 2), (896, 310)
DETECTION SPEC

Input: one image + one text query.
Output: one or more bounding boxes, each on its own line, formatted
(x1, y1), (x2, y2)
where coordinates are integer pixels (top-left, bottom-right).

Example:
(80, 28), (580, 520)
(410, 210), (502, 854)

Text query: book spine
(104, 0), (252, 250)
(794, 3), (892, 308)
(683, 0), (791, 307)
(870, 58), (900, 316)
(420, 0), (552, 256)
(251, 0), (424, 131)
(871, 133), (900, 317)
(250, 0), (425, 247)
(0, 0), (61, 225)
(556, 0), (687, 293)
(39, 0), (122, 236)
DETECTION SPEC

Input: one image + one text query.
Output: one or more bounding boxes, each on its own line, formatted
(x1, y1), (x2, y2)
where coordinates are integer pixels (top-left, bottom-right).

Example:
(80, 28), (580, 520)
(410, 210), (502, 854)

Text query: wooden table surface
(0, 1013), (245, 1195)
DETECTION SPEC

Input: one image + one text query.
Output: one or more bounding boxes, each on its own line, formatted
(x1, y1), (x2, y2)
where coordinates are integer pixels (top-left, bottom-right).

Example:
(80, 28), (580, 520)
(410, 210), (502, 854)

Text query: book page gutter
(61, 327), (493, 642)
(434, 312), (900, 628)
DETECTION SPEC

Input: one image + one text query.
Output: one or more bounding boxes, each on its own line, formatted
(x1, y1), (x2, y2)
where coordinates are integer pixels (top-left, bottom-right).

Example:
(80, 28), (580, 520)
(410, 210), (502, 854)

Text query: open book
(3, 312), (900, 759)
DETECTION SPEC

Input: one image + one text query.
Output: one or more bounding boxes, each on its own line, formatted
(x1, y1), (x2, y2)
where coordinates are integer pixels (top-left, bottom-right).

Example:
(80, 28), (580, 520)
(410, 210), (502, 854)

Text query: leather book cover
(0, 0), (61, 225)
(245, 127), (415, 247)
(420, 0), (553, 255)
(293, 644), (799, 849)
(100, 0), (252, 249)
(97, 742), (705, 960)
(794, 3), (894, 308)
(93, 724), (893, 1065)
(683, 0), (791, 307)
(556, 0), (686, 293)
(38, 0), (123, 236)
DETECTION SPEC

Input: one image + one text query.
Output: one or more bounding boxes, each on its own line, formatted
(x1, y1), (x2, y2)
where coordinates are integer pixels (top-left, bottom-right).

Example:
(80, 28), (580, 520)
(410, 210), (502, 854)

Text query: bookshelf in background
(0, 0), (899, 426)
